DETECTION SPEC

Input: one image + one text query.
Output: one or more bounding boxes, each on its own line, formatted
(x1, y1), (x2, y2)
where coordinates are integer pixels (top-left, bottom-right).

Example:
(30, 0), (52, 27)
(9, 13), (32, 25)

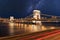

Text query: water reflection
(8, 22), (57, 35)
(50, 26), (55, 29)
(9, 22), (14, 35)
(0, 22), (59, 37)
(42, 26), (47, 31)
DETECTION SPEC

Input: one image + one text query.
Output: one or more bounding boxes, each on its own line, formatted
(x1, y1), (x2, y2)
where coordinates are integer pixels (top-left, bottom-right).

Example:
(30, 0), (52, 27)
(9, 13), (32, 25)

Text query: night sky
(0, 0), (60, 18)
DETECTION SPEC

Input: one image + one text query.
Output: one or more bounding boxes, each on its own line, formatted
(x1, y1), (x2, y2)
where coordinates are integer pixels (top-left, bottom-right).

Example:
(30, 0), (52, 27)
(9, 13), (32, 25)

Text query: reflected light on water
(14, 23), (18, 27)
(9, 22), (14, 35)
(9, 22), (14, 27)
(50, 27), (55, 29)
(8, 22), (57, 35)
(42, 26), (47, 31)
(32, 25), (38, 32)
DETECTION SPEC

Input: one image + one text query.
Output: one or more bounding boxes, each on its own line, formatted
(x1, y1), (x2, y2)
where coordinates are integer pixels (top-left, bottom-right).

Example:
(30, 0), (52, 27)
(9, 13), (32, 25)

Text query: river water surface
(0, 22), (60, 37)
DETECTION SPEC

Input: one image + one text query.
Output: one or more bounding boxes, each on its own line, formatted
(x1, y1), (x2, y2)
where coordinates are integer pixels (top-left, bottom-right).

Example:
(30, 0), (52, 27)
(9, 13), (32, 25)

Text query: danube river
(0, 22), (60, 37)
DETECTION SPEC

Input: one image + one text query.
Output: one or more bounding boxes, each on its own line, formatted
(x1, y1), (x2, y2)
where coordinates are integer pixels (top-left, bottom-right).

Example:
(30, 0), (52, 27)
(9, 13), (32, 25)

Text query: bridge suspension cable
(25, 14), (33, 18)
(41, 14), (60, 18)
(25, 13), (60, 19)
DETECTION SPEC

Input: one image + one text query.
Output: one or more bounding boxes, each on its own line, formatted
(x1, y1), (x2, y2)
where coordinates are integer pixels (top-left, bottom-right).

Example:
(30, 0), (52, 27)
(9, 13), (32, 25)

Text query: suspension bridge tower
(10, 16), (14, 22)
(33, 10), (42, 26)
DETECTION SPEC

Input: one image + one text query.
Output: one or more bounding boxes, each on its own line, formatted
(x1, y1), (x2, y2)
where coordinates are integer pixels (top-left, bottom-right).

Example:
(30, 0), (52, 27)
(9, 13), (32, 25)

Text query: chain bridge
(0, 10), (60, 24)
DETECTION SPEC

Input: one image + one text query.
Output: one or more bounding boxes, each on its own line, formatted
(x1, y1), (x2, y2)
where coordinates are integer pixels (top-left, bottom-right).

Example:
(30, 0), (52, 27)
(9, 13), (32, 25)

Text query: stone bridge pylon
(33, 10), (42, 26)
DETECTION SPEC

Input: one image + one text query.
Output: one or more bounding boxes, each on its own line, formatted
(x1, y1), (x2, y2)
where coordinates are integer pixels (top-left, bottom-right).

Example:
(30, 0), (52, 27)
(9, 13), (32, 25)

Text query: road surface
(0, 29), (60, 40)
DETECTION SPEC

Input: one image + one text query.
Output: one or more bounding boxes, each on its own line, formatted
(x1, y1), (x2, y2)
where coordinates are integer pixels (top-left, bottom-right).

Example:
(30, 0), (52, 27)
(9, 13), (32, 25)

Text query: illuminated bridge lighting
(10, 16), (14, 22)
